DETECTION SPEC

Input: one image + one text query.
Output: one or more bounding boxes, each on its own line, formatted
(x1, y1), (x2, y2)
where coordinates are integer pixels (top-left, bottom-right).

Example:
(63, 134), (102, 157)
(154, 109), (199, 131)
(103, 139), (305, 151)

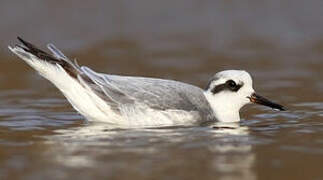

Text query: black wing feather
(16, 37), (79, 78)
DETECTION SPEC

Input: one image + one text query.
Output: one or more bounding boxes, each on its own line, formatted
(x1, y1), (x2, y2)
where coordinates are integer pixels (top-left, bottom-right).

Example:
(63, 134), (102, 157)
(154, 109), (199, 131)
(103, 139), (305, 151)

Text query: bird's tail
(8, 37), (81, 79)
(8, 37), (124, 123)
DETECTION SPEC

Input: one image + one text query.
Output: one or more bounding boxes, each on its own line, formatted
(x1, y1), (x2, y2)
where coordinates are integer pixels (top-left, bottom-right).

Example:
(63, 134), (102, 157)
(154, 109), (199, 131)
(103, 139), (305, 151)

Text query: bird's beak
(248, 93), (286, 111)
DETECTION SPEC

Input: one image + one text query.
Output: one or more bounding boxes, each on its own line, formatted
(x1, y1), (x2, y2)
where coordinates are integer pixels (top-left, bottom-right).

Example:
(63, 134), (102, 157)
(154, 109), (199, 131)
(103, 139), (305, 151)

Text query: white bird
(9, 37), (285, 128)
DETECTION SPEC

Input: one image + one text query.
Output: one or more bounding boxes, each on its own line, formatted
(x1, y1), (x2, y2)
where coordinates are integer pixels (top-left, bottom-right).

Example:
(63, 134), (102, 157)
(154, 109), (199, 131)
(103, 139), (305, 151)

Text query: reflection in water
(44, 122), (256, 180)
(209, 123), (256, 180)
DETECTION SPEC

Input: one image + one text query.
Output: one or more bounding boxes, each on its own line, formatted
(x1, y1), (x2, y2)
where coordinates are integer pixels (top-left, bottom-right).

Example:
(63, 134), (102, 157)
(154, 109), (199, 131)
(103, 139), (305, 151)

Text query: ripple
(281, 145), (323, 154)
(0, 91), (81, 130)
(294, 102), (323, 110)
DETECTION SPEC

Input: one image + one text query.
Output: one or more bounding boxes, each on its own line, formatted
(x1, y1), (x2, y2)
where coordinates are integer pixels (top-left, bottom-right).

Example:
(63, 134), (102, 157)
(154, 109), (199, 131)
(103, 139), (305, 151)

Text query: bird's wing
(10, 38), (215, 123)
(79, 66), (212, 116)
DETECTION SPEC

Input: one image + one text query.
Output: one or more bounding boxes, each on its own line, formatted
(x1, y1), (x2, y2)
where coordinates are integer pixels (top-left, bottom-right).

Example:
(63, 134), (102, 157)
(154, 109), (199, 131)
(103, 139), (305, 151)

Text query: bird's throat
(204, 91), (241, 122)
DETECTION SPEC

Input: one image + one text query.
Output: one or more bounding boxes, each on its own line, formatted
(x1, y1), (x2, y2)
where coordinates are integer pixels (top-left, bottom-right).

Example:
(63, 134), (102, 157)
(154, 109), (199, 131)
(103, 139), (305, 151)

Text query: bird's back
(81, 67), (216, 123)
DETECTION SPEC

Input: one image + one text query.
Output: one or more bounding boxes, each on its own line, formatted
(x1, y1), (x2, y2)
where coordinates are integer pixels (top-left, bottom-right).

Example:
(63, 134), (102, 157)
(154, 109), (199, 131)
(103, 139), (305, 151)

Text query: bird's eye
(226, 80), (236, 88)
(210, 79), (242, 94)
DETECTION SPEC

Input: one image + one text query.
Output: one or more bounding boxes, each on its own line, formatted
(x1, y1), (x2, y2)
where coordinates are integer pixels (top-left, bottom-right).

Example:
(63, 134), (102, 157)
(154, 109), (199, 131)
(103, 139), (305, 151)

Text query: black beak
(248, 93), (286, 111)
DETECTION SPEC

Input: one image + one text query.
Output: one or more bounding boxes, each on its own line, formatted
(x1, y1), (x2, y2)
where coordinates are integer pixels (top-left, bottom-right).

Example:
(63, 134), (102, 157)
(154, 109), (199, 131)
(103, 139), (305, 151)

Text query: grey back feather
(80, 66), (215, 121)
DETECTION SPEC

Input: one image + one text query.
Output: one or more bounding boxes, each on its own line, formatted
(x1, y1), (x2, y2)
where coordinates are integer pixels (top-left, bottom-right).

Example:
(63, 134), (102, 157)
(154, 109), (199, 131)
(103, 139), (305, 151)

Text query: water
(1, 1), (323, 179)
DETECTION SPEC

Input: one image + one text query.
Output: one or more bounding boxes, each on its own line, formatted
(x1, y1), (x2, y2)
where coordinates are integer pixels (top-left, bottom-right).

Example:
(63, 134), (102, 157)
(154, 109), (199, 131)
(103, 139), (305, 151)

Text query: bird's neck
(203, 91), (241, 122)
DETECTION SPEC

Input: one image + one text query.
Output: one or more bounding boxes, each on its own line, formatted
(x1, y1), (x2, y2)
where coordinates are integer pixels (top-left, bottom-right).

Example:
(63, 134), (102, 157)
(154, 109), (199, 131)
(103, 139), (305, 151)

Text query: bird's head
(204, 70), (285, 122)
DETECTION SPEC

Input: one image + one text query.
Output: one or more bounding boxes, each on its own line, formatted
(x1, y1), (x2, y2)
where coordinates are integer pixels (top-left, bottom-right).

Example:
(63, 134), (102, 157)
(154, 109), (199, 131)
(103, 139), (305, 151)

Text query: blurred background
(0, 0), (323, 180)
(1, 0), (322, 93)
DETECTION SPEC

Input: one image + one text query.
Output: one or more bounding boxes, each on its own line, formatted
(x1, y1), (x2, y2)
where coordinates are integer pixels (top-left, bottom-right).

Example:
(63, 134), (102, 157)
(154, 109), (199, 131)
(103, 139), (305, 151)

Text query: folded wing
(80, 66), (214, 121)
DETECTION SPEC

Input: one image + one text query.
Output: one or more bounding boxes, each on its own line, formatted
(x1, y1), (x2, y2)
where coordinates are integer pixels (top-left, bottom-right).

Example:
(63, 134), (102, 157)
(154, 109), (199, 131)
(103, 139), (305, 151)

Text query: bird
(9, 37), (285, 128)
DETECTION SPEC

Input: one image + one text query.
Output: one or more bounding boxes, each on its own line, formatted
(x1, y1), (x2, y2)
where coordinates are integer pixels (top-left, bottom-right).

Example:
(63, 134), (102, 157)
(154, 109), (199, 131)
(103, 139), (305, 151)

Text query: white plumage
(9, 38), (285, 128)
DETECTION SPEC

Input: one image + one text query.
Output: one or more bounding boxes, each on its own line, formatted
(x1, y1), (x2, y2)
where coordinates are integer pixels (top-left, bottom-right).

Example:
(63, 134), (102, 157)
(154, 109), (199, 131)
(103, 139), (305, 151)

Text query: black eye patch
(211, 80), (243, 94)
(226, 80), (242, 92)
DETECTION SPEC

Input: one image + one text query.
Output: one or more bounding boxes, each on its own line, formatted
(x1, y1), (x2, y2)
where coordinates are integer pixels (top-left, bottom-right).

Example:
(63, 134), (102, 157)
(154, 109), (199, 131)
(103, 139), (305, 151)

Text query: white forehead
(214, 70), (253, 85)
